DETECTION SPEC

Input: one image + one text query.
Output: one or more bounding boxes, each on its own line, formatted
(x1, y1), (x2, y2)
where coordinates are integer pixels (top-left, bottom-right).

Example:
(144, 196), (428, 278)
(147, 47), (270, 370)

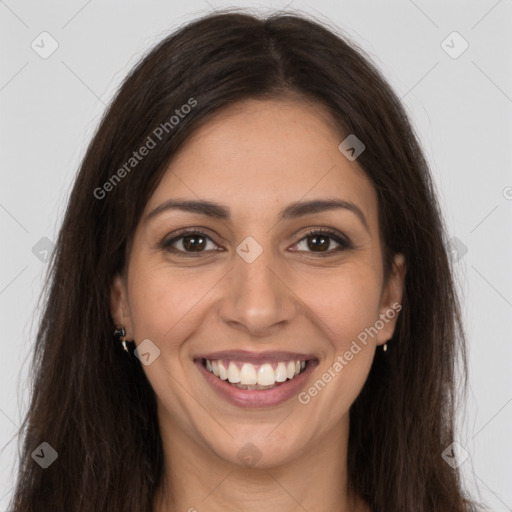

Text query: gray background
(1, 0), (511, 510)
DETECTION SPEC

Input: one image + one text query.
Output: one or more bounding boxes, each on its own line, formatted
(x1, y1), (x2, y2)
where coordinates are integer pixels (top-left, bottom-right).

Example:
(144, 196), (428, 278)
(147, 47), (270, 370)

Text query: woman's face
(111, 98), (405, 468)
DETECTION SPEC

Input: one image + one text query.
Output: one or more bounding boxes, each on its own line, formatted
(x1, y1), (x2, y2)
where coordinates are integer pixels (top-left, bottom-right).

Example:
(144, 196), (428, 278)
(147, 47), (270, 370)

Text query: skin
(110, 97), (406, 512)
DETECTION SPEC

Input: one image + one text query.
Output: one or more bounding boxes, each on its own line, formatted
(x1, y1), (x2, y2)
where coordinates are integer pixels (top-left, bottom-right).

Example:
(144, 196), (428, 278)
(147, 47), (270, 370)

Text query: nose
(218, 244), (300, 338)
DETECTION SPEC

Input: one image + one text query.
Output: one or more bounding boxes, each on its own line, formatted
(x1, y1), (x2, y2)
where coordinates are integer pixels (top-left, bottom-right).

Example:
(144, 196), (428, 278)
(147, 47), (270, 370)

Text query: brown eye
(161, 228), (351, 257)
(292, 229), (351, 254)
(162, 231), (220, 254)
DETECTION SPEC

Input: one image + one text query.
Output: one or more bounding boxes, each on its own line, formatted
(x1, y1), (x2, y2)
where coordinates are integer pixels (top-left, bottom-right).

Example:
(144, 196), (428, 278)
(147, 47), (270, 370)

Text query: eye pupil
(165, 229), (346, 256)
(183, 235), (206, 251)
(308, 235), (330, 251)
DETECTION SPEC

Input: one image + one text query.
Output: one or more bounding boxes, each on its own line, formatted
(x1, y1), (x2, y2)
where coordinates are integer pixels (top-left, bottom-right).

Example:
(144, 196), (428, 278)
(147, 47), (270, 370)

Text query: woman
(10, 9), (483, 511)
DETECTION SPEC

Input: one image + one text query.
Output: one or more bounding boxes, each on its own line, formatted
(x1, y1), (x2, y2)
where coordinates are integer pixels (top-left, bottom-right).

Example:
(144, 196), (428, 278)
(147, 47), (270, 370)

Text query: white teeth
(257, 364), (275, 386)
(286, 361), (296, 379)
(240, 363), (257, 385)
(218, 361), (228, 380)
(227, 362), (241, 383)
(275, 362), (288, 382)
(203, 358), (308, 387)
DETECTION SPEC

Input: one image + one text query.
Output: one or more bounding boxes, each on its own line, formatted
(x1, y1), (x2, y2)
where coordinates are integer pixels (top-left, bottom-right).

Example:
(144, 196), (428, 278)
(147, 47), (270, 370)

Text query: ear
(110, 273), (134, 340)
(375, 253), (406, 346)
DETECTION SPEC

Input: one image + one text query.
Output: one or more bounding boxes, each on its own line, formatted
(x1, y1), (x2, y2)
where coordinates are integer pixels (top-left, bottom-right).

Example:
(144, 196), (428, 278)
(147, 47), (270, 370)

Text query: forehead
(144, 98), (378, 226)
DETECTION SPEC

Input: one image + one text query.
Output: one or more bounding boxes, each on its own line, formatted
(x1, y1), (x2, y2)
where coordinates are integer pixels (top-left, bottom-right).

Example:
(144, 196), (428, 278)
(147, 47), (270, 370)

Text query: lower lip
(195, 359), (318, 408)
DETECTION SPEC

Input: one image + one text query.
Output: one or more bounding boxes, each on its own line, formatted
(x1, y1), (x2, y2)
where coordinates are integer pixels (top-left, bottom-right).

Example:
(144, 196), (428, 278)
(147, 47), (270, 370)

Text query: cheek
(294, 269), (381, 416)
(126, 258), (226, 353)
(294, 263), (383, 349)
(292, 264), (381, 410)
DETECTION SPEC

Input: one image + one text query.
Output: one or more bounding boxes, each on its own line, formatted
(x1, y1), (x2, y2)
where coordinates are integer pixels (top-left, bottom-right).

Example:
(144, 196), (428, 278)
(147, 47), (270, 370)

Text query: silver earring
(113, 326), (129, 352)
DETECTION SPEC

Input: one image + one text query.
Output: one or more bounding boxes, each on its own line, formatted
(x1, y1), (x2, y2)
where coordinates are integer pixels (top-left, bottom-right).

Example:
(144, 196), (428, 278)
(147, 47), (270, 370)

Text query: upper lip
(194, 350), (318, 364)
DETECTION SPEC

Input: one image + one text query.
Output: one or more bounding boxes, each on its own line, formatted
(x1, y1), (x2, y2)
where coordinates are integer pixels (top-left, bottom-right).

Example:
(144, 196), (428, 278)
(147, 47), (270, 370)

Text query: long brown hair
(11, 9), (483, 511)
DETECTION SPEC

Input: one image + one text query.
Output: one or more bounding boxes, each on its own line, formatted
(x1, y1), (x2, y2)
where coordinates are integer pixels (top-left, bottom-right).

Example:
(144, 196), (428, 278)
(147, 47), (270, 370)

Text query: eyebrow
(144, 198), (370, 233)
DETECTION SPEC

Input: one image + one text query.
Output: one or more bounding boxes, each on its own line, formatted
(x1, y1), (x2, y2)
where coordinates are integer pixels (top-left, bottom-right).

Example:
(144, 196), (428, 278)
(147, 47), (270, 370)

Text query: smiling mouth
(200, 358), (310, 390)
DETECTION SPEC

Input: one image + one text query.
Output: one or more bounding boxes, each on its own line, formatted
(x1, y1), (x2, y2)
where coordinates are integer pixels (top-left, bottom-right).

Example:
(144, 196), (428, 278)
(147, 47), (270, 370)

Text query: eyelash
(161, 227), (352, 257)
